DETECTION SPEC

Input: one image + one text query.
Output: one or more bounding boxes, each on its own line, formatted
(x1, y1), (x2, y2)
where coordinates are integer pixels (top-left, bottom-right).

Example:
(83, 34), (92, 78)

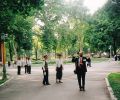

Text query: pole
(1, 42), (7, 80)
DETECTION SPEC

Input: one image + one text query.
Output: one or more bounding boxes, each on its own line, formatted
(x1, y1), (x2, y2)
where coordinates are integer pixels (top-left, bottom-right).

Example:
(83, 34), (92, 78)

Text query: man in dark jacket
(75, 52), (87, 91)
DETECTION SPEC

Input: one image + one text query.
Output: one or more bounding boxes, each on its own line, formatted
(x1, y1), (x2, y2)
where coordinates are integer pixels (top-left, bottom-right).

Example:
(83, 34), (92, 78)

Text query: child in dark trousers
(42, 55), (50, 85)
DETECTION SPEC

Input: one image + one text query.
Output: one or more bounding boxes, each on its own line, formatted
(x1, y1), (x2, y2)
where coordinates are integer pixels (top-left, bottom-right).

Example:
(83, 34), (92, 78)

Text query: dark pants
(115, 56), (117, 61)
(43, 70), (49, 85)
(27, 65), (31, 74)
(56, 67), (62, 80)
(17, 66), (21, 75)
(87, 62), (91, 67)
(77, 72), (86, 89)
(25, 65), (28, 74)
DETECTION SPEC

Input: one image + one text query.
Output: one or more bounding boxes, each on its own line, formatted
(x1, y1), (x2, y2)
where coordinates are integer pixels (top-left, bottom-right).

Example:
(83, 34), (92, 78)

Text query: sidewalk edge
(0, 76), (13, 87)
(105, 78), (117, 100)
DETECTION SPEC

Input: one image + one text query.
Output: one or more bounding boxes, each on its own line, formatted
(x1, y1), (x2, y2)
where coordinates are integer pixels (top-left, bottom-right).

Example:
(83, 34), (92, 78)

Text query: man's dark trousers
(43, 70), (49, 85)
(77, 71), (86, 89)
(17, 66), (21, 75)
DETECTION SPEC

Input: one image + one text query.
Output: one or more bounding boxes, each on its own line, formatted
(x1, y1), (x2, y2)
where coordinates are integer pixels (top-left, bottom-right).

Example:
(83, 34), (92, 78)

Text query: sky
(83, 0), (108, 14)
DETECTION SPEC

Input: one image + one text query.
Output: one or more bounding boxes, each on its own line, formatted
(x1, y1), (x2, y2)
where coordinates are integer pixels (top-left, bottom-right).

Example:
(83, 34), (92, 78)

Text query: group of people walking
(42, 52), (91, 92)
(17, 57), (31, 75)
(15, 52), (91, 92)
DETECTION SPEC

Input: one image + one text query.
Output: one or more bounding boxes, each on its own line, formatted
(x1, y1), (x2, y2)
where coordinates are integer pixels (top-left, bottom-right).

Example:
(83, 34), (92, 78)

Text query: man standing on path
(75, 52), (87, 91)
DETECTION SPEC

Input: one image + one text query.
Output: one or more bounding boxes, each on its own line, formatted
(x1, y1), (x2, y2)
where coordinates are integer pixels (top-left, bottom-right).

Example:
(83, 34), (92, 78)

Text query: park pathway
(0, 60), (120, 100)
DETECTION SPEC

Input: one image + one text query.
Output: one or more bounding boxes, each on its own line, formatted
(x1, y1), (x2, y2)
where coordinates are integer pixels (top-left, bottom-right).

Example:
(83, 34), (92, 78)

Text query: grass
(91, 57), (109, 63)
(32, 60), (73, 65)
(32, 57), (109, 65)
(108, 73), (120, 100)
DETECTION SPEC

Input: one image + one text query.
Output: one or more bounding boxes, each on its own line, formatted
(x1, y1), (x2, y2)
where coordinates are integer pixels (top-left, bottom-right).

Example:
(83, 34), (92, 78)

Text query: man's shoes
(80, 87), (85, 91)
(83, 88), (85, 91)
(80, 87), (82, 91)
(59, 81), (63, 83)
(46, 83), (51, 85)
(83, 87), (85, 91)
(80, 88), (82, 91)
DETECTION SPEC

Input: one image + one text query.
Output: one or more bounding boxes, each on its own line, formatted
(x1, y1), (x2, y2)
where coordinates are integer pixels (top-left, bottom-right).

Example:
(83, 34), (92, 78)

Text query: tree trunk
(55, 49), (57, 58)
(98, 51), (102, 58)
(113, 38), (117, 55)
(13, 38), (17, 59)
(35, 49), (38, 61)
(8, 41), (13, 61)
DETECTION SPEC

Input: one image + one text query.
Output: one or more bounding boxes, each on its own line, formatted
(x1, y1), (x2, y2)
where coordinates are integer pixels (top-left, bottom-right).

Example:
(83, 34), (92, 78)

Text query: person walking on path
(56, 54), (63, 83)
(24, 57), (28, 74)
(17, 57), (22, 75)
(86, 54), (91, 67)
(74, 52), (87, 91)
(8, 61), (11, 67)
(42, 55), (50, 85)
(27, 57), (31, 74)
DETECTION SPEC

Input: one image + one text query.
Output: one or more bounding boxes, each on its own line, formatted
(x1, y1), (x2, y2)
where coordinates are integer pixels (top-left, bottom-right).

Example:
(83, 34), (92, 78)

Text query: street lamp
(0, 33), (7, 80)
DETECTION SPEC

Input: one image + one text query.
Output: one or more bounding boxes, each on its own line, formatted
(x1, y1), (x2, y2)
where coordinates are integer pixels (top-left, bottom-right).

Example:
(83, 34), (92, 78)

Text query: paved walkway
(0, 61), (120, 100)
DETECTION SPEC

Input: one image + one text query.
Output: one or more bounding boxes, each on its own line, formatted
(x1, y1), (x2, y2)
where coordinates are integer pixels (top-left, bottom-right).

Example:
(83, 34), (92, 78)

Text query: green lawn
(32, 60), (73, 65)
(108, 73), (120, 100)
(32, 57), (109, 65)
(91, 57), (109, 63)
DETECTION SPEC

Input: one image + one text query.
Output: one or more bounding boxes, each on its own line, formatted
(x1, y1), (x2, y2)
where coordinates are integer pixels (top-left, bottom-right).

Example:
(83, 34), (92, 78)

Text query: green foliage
(41, 27), (55, 52)
(0, 10), (13, 33)
(0, 0), (44, 15)
(0, 0), (44, 57)
(84, 0), (120, 54)
(37, 0), (88, 55)
(2, 0), (120, 60)
(10, 15), (33, 55)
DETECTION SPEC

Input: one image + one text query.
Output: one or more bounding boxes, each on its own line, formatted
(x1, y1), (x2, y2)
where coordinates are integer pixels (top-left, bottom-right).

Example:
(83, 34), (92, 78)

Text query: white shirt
(56, 59), (63, 68)
(17, 60), (22, 66)
(27, 60), (31, 66)
(21, 59), (26, 66)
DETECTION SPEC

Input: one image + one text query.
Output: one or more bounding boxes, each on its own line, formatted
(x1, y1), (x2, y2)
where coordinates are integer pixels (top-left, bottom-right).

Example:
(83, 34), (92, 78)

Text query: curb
(0, 76), (13, 87)
(105, 78), (117, 100)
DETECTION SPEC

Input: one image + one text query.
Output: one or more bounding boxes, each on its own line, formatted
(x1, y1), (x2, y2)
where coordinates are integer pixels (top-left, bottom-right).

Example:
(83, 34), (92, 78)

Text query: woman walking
(86, 54), (91, 67)
(56, 54), (63, 83)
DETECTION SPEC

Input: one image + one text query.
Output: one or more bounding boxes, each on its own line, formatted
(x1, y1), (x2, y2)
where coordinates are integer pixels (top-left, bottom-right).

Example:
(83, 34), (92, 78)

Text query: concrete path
(0, 61), (120, 100)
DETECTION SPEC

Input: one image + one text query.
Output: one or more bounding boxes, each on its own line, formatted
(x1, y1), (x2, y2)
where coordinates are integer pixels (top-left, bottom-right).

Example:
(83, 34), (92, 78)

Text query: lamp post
(0, 33), (7, 80)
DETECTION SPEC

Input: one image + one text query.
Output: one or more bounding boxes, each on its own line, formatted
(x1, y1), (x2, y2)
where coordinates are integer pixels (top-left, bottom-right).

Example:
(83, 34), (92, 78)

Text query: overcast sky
(83, 0), (108, 14)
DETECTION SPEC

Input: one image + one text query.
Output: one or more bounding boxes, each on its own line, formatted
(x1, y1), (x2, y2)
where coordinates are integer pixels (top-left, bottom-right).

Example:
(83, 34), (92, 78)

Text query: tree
(84, 0), (120, 56)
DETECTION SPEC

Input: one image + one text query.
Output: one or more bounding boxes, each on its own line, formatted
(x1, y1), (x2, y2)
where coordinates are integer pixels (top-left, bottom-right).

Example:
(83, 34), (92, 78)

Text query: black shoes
(46, 83), (51, 85)
(43, 83), (51, 85)
(80, 87), (85, 91)
(59, 81), (63, 83)
(56, 80), (63, 83)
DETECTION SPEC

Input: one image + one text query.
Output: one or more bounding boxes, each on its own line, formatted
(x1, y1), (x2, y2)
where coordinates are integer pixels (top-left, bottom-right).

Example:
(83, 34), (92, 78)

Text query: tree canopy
(1, 0), (120, 60)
